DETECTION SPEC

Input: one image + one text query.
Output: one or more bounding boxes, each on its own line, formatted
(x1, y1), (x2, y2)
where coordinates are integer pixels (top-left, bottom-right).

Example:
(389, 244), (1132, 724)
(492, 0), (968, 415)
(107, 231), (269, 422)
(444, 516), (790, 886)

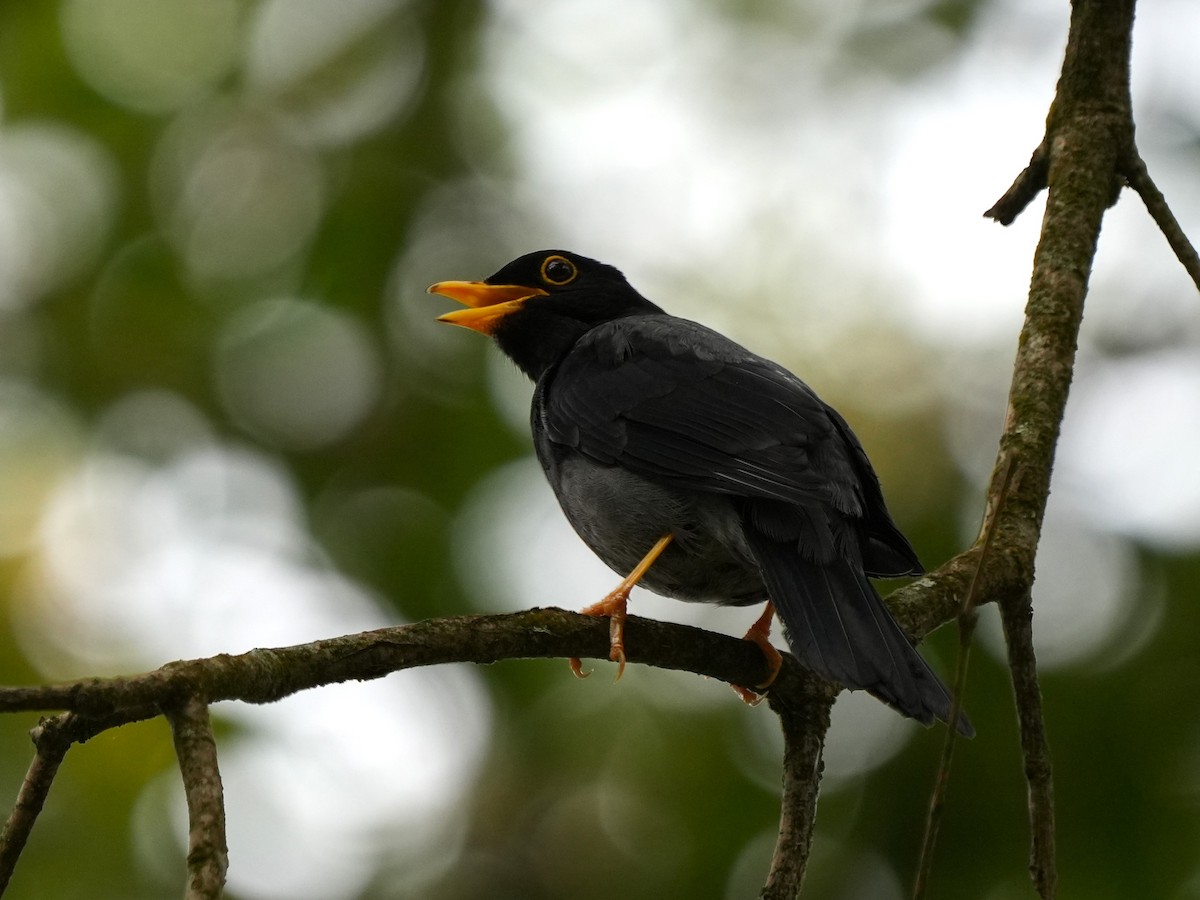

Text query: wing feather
(543, 316), (855, 509)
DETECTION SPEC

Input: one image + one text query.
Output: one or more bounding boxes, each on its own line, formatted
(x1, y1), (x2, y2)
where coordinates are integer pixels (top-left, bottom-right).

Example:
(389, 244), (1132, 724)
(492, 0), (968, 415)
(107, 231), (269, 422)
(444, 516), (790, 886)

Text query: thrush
(430, 250), (971, 736)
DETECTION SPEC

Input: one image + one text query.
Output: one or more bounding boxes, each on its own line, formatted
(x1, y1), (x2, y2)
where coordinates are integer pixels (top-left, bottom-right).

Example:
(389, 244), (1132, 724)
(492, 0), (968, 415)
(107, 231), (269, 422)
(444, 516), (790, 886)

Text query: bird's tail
(748, 533), (973, 737)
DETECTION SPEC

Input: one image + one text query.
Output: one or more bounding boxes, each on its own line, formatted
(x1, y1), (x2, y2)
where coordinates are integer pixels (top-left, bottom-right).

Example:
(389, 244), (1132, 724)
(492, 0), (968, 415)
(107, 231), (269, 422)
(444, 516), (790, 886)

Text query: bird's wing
(540, 315), (867, 514)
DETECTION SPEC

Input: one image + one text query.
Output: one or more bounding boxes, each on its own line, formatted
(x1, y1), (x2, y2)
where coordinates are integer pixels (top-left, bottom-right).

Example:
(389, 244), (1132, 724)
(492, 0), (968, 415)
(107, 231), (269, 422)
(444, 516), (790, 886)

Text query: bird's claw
(732, 685), (767, 706)
(610, 645), (626, 682)
(569, 657), (592, 679)
(607, 598), (627, 681)
(571, 585), (632, 681)
(566, 646), (624, 681)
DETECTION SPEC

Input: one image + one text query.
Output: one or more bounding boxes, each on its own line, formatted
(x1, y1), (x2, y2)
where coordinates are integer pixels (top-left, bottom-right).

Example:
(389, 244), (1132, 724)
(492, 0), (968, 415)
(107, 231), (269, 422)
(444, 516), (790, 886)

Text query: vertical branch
(0, 716), (75, 896)
(980, 1), (1139, 896)
(759, 686), (836, 900)
(166, 698), (228, 900)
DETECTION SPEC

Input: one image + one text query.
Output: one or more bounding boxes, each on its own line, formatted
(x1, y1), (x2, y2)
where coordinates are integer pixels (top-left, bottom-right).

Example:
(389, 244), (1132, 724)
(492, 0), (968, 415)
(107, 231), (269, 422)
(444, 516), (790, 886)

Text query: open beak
(427, 281), (548, 335)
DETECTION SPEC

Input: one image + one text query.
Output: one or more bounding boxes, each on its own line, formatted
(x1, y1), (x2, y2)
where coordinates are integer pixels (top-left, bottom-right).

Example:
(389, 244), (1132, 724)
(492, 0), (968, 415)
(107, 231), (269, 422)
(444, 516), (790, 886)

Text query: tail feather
(748, 530), (973, 737)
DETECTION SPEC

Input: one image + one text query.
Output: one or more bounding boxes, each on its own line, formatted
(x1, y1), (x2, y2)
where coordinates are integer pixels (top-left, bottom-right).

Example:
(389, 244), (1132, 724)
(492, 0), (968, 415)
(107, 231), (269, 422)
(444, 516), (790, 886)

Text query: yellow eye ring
(540, 254), (578, 286)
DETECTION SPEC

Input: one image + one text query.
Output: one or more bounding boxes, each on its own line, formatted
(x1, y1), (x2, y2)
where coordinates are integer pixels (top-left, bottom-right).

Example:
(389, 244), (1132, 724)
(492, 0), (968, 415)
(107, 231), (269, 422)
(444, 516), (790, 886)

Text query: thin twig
(912, 456), (1016, 900)
(167, 698), (228, 900)
(0, 716), (75, 896)
(1124, 151), (1200, 292)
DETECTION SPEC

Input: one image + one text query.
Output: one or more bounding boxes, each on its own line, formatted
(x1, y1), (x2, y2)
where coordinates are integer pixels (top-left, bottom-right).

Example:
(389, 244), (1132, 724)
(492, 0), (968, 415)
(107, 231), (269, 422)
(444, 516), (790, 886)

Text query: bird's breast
(543, 450), (766, 606)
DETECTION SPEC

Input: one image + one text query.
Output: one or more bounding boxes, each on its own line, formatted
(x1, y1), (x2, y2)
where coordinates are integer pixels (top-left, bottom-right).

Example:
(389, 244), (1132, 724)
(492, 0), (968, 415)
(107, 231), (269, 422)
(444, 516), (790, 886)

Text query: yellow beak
(427, 281), (548, 335)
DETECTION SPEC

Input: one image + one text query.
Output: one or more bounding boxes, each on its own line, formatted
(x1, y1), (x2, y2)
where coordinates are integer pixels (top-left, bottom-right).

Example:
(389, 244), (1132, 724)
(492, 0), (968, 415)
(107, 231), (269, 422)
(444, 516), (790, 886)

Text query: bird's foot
(567, 534), (673, 682)
(568, 587), (631, 681)
(732, 602), (782, 706)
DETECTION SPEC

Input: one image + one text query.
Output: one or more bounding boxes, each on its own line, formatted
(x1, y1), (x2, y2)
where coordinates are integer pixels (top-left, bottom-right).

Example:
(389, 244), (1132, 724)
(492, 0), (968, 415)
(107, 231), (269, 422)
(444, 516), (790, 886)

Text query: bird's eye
(540, 255), (578, 286)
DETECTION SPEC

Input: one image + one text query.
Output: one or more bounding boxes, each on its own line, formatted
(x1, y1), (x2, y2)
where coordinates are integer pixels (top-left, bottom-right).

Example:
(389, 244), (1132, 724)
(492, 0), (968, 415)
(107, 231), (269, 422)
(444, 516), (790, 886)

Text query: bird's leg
(731, 601), (783, 706)
(569, 533), (674, 681)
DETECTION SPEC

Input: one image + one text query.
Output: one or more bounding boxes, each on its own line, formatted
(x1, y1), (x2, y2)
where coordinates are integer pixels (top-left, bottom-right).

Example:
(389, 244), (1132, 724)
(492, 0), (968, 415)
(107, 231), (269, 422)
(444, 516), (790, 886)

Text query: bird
(429, 250), (972, 736)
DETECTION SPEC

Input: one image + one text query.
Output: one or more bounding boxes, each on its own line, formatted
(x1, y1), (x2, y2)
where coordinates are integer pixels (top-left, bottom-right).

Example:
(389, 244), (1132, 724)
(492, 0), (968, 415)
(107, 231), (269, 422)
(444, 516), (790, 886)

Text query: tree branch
(4, 588), (1005, 723)
(0, 573), (996, 900)
(975, 1), (1142, 896)
(759, 683), (837, 900)
(0, 609), (780, 717)
(167, 698), (228, 900)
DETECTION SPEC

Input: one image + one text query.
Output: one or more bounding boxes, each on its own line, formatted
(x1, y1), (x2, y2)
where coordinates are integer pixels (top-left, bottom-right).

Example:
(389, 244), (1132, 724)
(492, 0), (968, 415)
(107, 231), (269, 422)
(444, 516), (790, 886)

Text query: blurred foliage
(0, 3), (1197, 900)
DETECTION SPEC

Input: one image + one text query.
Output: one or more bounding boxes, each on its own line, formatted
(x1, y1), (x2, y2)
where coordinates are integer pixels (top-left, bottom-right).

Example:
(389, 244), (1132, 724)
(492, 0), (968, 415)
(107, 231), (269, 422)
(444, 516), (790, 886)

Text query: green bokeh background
(0, 2), (1197, 899)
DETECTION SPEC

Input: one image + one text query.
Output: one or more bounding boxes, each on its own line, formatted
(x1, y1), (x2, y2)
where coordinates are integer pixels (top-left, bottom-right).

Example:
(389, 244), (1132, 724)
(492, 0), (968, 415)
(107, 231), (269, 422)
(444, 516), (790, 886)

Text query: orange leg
(570, 533), (674, 681)
(732, 601), (784, 706)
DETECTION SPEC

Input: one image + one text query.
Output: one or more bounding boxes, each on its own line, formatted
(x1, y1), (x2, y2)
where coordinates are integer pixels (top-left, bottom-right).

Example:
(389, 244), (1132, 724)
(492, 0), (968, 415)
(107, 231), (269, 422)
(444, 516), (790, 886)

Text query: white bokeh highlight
(60, 0), (241, 114)
(245, 0), (423, 147)
(214, 298), (384, 450)
(0, 124), (119, 309)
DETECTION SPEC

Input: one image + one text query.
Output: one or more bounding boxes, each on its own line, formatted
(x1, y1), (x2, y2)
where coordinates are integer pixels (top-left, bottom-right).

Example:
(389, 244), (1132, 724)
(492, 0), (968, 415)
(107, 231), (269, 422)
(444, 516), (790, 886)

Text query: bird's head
(428, 250), (662, 379)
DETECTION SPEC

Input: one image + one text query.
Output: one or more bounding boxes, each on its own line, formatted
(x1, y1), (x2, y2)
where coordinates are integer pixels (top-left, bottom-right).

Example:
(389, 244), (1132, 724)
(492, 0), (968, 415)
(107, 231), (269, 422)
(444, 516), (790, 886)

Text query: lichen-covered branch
(0, 609), (783, 719)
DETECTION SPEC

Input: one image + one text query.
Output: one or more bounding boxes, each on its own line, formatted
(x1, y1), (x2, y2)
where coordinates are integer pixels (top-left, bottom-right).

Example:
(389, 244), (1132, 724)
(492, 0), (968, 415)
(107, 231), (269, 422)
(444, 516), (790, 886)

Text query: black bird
(429, 250), (971, 735)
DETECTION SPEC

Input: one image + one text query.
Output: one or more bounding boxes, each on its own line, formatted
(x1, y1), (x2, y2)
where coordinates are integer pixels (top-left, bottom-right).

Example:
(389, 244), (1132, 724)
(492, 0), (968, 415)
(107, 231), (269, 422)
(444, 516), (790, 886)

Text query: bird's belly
(549, 455), (765, 606)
